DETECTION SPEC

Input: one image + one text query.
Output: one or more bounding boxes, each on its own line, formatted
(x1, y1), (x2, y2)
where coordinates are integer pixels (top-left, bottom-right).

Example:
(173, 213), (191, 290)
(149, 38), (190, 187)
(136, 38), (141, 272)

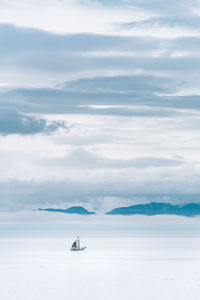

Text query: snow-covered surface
(1, 233), (200, 300)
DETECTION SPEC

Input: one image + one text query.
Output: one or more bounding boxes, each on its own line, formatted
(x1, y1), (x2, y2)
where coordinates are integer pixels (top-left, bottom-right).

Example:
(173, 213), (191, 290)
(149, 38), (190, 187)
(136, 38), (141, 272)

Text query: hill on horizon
(38, 202), (200, 217)
(106, 202), (200, 217)
(38, 206), (96, 215)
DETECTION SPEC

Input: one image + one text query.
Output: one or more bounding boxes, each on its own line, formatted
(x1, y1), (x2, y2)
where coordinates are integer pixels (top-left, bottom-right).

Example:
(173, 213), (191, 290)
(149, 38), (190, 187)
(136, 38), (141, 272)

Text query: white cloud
(1, 0), (200, 212)
(114, 16), (200, 38)
(0, 0), (152, 34)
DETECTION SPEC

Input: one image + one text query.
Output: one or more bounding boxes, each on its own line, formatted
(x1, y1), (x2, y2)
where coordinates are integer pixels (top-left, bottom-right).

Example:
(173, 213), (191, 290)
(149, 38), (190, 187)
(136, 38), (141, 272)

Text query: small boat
(70, 236), (87, 251)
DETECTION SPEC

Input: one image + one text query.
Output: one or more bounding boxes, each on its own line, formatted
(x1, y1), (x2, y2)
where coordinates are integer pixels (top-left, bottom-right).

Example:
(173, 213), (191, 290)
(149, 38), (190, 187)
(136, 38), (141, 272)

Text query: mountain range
(106, 202), (200, 216)
(38, 202), (200, 217)
(38, 206), (96, 215)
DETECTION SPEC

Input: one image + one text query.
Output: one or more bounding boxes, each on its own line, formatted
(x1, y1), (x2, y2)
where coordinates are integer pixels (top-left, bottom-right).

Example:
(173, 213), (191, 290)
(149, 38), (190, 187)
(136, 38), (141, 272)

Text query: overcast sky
(1, 0), (200, 211)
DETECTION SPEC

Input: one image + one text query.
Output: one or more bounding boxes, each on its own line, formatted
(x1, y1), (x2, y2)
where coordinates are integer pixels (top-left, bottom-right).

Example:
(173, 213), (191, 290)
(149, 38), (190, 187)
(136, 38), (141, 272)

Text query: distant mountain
(38, 203), (200, 216)
(106, 202), (200, 217)
(38, 206), (96, 215)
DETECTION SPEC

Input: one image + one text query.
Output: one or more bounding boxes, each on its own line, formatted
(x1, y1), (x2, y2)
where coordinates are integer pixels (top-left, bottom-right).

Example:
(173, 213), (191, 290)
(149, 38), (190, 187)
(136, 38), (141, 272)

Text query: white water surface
(1, 233), (200, 300)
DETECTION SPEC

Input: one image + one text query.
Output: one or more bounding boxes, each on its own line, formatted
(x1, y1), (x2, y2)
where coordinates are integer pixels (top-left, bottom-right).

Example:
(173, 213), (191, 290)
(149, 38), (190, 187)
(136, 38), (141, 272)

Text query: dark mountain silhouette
(38, 206), (96, 215)
(106, 202), (200, 216)
(38, 202), (200, 216)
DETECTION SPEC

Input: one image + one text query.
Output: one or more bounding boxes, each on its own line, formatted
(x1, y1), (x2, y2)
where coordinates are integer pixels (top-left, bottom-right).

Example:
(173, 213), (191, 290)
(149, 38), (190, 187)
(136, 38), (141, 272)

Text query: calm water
(1, 233), (200, 300)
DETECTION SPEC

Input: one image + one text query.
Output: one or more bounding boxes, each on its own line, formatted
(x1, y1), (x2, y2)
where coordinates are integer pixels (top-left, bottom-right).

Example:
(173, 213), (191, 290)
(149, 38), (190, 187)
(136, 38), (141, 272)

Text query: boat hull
(71, 247), (87, 251)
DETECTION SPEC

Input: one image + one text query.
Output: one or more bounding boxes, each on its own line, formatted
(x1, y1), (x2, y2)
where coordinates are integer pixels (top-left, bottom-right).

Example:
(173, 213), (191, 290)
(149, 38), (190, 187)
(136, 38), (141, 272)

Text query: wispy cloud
(115, 16), (200, 37)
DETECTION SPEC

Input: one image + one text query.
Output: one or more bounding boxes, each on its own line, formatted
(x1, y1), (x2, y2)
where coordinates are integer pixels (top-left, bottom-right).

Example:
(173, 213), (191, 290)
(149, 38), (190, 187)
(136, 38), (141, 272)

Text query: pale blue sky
(0, 0), (200, 211)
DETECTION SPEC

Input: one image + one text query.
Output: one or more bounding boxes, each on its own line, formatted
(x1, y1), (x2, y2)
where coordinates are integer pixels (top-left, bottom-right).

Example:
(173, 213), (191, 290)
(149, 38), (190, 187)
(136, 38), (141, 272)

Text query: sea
(1, 228), (200, 300)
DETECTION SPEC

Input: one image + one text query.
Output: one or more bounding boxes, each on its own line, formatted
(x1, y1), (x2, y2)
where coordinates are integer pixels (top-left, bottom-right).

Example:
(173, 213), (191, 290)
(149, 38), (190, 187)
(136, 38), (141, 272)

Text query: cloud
(1, 2), (200, 213)
(0, 0), (151, 34)
(0, 24), (165, 87)
(0, 75), (199, 118)
(0, 171), (200, 211)
(64, 75), (173, 93)
(42, 148), (183, 169)
(1, 24), (200, 93)
(0, 107), (67, 135)
(124, 0), (198, 15)
(116, 16), (200, 37)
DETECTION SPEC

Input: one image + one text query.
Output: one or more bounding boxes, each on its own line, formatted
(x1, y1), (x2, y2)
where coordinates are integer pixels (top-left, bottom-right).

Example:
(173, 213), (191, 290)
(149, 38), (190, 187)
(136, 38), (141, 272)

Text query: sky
(1, 0), (200, 212)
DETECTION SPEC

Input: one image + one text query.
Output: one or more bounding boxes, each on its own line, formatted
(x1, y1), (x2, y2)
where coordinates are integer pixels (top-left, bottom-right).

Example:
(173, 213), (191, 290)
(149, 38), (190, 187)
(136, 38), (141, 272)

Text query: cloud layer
(0, 0), (200, 211)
